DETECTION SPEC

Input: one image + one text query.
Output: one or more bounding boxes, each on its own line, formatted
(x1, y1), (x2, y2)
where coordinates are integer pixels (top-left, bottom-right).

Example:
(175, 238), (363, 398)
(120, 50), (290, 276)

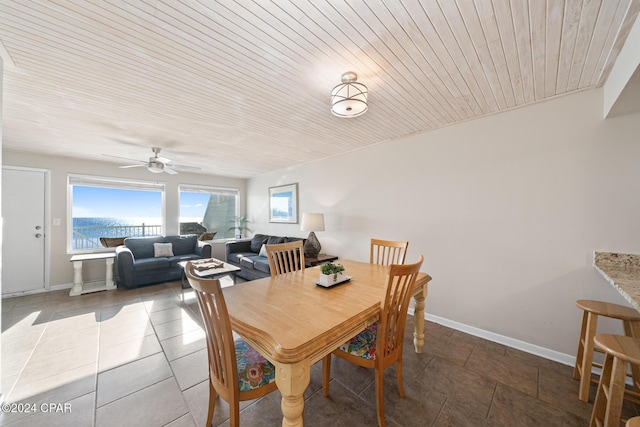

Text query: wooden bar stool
(575, 300), (640, 402)
(627, 416), (640, 426)
(590, 335), (640, 427)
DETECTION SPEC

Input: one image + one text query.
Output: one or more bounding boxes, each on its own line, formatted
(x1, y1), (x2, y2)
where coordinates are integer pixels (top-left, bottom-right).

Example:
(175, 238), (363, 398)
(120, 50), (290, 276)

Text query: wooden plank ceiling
(0, 1), (638, 178)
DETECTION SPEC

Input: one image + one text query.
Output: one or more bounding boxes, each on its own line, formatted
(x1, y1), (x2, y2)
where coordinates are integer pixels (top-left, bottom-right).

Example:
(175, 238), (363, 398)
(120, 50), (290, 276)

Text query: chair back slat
(370, 238), (409, 265)
(378, 255), (424, 360)
(266, 240), (306, 277)
(185, 263), (238, 402)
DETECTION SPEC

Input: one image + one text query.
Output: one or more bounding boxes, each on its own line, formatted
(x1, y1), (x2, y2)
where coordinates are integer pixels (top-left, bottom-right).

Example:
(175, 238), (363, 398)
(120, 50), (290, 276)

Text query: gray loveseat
(114, 234), (212, 289)
(225, 234), (305, 280)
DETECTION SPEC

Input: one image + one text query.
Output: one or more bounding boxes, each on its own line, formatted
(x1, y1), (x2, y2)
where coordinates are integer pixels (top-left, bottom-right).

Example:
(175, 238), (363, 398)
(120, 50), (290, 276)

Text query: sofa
(114, 234), (212, 289)
(225, 234), (305, 280)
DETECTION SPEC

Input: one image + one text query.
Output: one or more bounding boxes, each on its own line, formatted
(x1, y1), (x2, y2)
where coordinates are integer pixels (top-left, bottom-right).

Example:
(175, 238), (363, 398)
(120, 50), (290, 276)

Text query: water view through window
(71, 185), (163, 250)
(70, 177), (239, 251)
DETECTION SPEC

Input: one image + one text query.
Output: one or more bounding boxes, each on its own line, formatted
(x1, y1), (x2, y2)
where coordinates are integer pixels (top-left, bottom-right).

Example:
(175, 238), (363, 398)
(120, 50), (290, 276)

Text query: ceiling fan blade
(105, 148), (197, 174)
(168, 163), (201, 171)
(164, 166), (178, 175)
(103, 154), (146, 163)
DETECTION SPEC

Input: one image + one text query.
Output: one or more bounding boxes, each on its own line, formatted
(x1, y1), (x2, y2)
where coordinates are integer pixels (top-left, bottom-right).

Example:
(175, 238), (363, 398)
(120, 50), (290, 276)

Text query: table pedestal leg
(105, 258), (116, 290)
(69, 261), (84, 296)
(413, 284), (427, 353)
(276, 359), (310, 427)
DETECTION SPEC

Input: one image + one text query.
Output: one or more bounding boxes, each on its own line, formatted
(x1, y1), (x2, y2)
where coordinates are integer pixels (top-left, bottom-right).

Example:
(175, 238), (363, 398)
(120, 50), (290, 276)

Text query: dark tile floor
(1, 278), (636, 426)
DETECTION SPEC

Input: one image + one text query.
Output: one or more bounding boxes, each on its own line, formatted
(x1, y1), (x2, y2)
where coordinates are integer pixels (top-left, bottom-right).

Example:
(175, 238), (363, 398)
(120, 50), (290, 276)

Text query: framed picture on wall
(269, 183), (298, 224)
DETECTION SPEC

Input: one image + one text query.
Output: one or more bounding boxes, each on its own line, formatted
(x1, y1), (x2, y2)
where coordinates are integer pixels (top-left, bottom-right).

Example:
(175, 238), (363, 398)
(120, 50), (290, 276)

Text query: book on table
(191, 258), (224, 271)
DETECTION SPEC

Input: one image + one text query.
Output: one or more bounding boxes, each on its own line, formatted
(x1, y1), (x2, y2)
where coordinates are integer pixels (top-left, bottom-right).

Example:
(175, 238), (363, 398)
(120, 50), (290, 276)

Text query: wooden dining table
(222, 258), (433, 426)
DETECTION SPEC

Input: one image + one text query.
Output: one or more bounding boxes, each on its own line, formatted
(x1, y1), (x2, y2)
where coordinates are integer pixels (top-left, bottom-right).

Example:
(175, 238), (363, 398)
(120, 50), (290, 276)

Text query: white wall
(247, 88), (640, 359)
(2, 150), (246, 287)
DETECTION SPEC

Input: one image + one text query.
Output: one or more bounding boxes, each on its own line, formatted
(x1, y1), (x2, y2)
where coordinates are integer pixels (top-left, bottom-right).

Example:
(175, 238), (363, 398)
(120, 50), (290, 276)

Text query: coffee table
(178, 258), (241, 289)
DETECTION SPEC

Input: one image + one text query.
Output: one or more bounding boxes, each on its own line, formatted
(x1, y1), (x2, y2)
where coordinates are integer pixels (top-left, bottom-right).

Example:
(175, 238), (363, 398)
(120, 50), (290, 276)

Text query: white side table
(69, 253), (117, 296)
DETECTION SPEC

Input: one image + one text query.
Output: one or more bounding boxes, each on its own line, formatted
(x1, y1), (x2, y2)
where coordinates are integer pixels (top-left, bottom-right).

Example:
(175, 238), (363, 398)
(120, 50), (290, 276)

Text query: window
(179, 185), (239, 239)
(69, 175), (164, 251)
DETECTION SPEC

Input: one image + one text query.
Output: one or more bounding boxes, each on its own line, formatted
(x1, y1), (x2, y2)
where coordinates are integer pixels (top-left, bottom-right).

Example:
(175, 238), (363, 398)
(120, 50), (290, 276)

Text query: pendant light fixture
(331, 71), (368, 118)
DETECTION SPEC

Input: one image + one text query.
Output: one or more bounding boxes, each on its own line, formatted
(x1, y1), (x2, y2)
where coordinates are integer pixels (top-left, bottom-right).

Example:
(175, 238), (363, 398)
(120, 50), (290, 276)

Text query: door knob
(35, 234), (42, 238)
(35, 226), (42, 230)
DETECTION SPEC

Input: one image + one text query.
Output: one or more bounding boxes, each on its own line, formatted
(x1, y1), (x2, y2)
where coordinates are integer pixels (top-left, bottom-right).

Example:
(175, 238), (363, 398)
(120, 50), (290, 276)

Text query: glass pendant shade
(331, 71), (368, 118)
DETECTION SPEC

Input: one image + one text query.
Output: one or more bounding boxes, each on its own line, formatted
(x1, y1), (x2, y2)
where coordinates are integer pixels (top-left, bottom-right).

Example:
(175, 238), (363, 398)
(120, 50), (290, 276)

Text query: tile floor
(0, 278), (637, 426)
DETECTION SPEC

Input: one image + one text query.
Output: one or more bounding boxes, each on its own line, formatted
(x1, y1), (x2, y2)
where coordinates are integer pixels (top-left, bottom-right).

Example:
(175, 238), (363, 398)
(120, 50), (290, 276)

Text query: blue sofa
(225, 234), (305, 280)
(114, 234), (212, 289)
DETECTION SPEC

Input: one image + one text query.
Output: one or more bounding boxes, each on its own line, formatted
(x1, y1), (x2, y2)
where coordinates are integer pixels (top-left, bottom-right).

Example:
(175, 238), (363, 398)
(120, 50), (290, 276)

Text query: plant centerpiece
(228, 216), (252, 239)
(319, 262), (345, 285)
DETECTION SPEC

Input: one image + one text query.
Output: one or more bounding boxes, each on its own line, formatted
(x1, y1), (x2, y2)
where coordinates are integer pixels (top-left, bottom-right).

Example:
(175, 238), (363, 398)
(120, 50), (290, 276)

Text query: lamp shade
(331, 71), (368, 118)
(300, 213), (325, 232)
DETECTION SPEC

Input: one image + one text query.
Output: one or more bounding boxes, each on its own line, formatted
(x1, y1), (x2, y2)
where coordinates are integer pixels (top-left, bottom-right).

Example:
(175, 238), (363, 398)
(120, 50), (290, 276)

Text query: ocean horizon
(73, 217), (163, 228)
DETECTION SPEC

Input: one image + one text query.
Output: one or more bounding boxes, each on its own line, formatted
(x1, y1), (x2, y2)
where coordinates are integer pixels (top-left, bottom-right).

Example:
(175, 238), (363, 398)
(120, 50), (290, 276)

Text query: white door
(2, 167), (47, 295)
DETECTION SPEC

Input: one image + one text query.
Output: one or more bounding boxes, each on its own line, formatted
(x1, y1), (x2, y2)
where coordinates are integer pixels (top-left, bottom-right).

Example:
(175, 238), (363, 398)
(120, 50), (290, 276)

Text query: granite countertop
(594, 252), (640, 312)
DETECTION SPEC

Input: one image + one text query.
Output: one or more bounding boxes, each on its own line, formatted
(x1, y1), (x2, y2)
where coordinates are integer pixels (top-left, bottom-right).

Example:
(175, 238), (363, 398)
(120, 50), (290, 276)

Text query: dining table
(222, 258), (433, 426)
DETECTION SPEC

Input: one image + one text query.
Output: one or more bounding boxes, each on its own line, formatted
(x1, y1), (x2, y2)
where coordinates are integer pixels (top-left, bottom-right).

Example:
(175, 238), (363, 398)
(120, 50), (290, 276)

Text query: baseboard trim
(411, 308), (575, 367)
(49, 283), (73, 292)
(2, 282), (72, 298)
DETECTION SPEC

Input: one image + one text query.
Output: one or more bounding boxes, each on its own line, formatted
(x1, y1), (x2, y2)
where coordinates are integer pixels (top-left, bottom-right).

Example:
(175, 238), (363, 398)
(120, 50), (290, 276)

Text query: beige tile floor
(0, 278), (636, 426)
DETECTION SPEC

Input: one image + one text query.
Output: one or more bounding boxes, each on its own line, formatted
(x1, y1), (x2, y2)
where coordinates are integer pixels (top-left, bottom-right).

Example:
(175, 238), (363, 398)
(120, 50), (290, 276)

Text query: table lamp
(300, 213), (325, 258)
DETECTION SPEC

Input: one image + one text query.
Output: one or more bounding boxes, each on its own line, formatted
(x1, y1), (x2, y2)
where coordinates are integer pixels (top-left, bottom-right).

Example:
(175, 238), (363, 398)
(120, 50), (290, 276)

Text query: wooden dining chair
(370, 238), (409, 265)
(185, 262), (277, 427)
(322, 255), (424, 427)
(265, 240), (306, 276)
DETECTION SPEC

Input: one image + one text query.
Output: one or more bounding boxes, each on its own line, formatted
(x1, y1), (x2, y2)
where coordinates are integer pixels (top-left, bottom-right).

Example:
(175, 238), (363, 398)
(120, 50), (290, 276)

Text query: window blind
(179, 184), (239, 196)
(68, 174), (165, 192)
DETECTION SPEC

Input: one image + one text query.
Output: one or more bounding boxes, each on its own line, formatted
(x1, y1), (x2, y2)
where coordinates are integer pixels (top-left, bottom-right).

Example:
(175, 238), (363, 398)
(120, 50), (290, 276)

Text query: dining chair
(185, 262), (277, 427)
(370, 238), (409, 265)
(265, 240), (306, 276)
(322, 255), (424, 427)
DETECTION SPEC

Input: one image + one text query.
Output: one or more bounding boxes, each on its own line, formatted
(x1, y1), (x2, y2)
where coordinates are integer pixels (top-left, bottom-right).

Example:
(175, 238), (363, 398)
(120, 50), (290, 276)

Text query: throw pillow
(251, 234), (269, 253)
(154, 243), (174, 257)
(259, 244), (267, 257)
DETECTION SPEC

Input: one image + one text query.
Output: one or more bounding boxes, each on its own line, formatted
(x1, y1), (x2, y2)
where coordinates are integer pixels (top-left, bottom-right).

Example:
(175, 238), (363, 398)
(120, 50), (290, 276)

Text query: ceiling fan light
(331, 71), (368, 118)
(147, 161), (164, 173)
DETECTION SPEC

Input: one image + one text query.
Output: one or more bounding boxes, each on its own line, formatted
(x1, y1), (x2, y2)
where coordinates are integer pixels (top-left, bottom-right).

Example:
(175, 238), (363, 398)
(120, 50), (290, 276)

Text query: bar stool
(627, 416), (640, 426)
(575, 300), (640, 402)
(590, 335), (640, 427)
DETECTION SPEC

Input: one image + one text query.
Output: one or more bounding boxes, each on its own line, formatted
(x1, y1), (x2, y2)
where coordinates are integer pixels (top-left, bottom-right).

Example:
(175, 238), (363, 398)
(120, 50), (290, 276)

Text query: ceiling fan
(103, 147), (201, 175)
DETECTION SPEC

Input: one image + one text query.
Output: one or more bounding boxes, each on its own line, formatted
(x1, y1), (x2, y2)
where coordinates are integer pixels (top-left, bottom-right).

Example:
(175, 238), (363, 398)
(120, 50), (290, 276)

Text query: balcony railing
(72, 223), (162, 250)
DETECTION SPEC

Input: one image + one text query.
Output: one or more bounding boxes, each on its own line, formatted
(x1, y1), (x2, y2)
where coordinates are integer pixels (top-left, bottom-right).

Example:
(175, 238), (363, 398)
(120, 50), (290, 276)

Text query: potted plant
(319, 262), (345, 285)
(228, 216), (252, 239)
